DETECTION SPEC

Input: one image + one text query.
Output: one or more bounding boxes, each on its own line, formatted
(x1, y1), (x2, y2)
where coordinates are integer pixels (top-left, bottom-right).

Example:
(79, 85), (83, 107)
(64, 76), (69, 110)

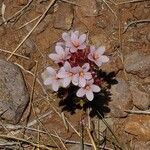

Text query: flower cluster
(42, 31), (109, 101)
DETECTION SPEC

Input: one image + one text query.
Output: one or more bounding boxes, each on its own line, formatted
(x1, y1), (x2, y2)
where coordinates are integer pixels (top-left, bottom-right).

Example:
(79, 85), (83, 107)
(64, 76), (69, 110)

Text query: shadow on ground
(58, 71), (118, 118)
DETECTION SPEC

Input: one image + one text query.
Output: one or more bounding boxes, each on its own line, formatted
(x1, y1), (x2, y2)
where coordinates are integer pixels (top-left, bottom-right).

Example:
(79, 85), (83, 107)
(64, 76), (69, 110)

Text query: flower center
(93, 53), (99, 60)
(79, 71), (84, 77)
(68, 72), (73, 77)
(73, 41), (79, 48)
(85, 85), (90, 90)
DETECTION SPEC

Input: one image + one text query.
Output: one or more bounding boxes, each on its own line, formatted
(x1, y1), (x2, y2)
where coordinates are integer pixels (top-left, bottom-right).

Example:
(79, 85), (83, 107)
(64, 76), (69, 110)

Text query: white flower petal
(97, 46), (105, 55)
(57, 68), (67, 78)
(55, 45), (64, 55)
(52, 81), (59, 91)
(71, 32), (78, 42)
(63, 77), (71, 87)
(43, 78), (53, 85)
(70, 47), (78, 53)
(86, 90), (94, 101)
(76, 88), (85, 97)
(72, 74), (79, 86)
(84, 72), (92, 80)
(62, 32), (70, 41)
(95, 59), (102, 67)
(100, 55), (109, 63)
(82, 63), (90, 72)
(64, 61), (71, 71)
(88, 53), (94, 62)
(79, 34), (86, 44)
(49, 54), (60, 62)
(91, 85), (101, 92)
(79, 77), (86, 87)
(78, 44), (86, 50)
(46, 67), (56, 75)
(90, 46), (96, 52)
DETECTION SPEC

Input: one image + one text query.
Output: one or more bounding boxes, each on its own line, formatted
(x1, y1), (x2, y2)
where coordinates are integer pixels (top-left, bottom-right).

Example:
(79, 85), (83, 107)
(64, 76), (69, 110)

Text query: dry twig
(124, 110), (150, 115)
(123, 19), (150, 33)
(7, 0), (57, 60)
(0, 0), (33, 26)
(0, 134), (52, 150)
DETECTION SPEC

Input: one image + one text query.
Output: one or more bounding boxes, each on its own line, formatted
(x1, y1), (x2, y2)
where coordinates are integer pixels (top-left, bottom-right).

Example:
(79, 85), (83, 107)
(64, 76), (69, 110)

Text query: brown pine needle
(0, 134), (52, 150)
(7, 0), (57, 60)
(86, 128), (97, 150)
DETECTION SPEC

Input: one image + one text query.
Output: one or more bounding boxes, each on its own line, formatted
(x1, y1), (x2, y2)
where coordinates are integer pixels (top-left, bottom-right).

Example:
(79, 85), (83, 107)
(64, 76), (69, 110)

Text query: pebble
(0, 59), (29, 124)
(109, 78), (133, 118)
(53, 2), (73, 30)
(124, 115), (150, 141)
(124, 51), (150, 78)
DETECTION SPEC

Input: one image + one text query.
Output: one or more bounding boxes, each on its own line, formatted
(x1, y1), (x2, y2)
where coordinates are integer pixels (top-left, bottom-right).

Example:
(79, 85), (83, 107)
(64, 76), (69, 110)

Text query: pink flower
(73, 63), (92, 87)
(57, 61), (79, 87)
(62, 31), (86, 53)
(41, 67), (62, 91)
(49, 45), (71, 64)
(88, 46), (109, 67)
(76, 79), (101, 101)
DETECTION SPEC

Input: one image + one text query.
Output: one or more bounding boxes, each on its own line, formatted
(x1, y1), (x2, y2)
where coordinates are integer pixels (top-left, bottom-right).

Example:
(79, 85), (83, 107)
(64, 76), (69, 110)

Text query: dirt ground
(0, 0), (150, 150)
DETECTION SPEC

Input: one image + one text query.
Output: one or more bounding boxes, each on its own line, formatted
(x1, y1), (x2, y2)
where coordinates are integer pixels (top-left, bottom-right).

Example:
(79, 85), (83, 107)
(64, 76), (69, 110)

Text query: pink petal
(97, 46), (105, 55)
(71, 32), (78, 42)
(55, 45), (64, 55)
(87, 79), (94, 85)
(52, 81), (59, 91)
(95, 59), (102, 67)
(43, 78), (53, 85)
(57, 68), (67, 78)
(64, 61), (71, 71)
(66, 41), (72, 47)
(84, 72), (92, 80)
(90, 46), (96, 52)
(49, 54), (60, 62)
(91, 85), (100, 92)
(88, 53), (94, 62)
(100, 55), (109, 63)
(78, 44), (86, 50)
(74, 31), (79, 36)
(70, 47), (78, 53)
(63, 77), (71, 87)
(79, 77), (86, 87)
(72, 74), (79, 86)
(72, 66), (80, 74)
(62, 32), (70, 41)
(79, 34), (86, 44)
(46, 67), (56, 75)
(76, 88), (86, 97)
(86, 90), (94, 101)
(56, 42), (64, 46)
(82, 63), (90, 72)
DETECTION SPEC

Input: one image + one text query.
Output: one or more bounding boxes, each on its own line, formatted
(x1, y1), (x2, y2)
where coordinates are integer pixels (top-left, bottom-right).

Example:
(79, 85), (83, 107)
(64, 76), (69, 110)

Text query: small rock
(130, 83), (150, 110)
(76, 0), (98, 16)
(22, 59), (36, 71)
(109, 78), (133, 118)
(17, 0), (28, 6)
(22, 39), (36, 57)
(53, 2), (73, 30)
(0, 59), (29, 124)
(124, 51), (150, 78)
(131, 141), (150, 150)
(100, 55), (123, 74)
(124, 115), (150, 141)
(34, 15), (52, 34)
